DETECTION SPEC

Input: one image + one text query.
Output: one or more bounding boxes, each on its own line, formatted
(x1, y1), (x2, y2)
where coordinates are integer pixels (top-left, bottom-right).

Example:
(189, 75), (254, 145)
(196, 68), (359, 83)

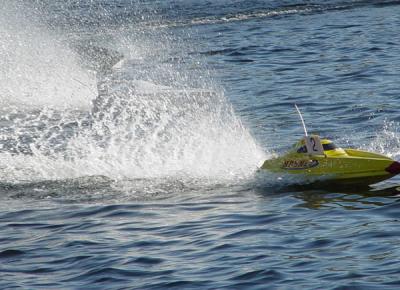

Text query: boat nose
(386, 161), (400, 175)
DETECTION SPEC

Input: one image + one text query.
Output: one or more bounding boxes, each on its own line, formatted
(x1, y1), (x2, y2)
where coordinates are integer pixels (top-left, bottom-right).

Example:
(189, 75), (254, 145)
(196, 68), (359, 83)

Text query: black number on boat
(311, 137), (316, 152)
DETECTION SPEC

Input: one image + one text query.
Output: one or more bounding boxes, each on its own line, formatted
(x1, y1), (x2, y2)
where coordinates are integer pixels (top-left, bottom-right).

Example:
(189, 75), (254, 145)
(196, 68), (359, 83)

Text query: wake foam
(0, 2), (266, 185)
(0, 79), (265, 183)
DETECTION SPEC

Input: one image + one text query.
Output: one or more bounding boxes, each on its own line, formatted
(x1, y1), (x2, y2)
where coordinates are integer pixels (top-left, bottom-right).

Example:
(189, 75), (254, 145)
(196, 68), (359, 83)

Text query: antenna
(294, 104), (308, 136)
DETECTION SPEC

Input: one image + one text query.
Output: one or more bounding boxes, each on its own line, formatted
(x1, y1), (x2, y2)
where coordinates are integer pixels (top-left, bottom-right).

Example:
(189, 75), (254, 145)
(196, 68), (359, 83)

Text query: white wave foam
(0, 3), (267, 185)
(2, 82), (266, 183)
(192, 8), (312, 25)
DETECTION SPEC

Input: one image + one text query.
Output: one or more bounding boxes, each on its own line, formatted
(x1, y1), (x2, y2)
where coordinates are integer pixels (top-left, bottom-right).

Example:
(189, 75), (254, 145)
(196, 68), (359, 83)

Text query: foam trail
(0, 1), (267, 185)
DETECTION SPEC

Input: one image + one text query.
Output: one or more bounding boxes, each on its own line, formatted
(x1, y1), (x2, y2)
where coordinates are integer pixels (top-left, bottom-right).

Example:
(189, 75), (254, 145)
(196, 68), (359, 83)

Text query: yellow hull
(261, 148), (399, 181)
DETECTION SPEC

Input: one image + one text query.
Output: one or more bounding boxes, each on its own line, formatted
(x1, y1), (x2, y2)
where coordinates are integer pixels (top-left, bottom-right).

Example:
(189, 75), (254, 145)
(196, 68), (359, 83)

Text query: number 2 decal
(310, 137), (317, 151)
(305, 135), (324, 155)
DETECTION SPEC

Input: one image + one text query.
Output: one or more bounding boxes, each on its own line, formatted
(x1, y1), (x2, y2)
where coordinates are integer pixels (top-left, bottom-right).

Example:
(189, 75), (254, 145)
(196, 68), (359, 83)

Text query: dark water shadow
(0, 175), (226, 205)
(252, 174), (400, 210)
(0, 175), (117, 204)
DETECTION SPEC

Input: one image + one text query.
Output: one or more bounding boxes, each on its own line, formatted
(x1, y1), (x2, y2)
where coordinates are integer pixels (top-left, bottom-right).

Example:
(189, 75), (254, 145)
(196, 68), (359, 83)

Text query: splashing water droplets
(0, 2), (97, 110)
(367, 121), (400, 160)
(0, 1), (265, 186)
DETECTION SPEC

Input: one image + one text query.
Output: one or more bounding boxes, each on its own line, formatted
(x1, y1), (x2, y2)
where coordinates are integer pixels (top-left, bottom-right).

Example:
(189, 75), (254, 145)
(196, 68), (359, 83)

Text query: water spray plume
(0, 1), (266, 185)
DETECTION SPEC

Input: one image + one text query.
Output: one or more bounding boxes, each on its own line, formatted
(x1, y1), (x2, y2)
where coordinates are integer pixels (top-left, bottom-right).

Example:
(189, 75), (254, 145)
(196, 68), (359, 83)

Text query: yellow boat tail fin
(345, 149), (392, 160)
(305, 135), (324, 155)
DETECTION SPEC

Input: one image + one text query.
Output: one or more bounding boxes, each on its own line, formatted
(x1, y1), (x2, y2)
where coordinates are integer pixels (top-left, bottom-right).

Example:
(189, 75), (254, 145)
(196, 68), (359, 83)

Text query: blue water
(2, 0), (400, 289)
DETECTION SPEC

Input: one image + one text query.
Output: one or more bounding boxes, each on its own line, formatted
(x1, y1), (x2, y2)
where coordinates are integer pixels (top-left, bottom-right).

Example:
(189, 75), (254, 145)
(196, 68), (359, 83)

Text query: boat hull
(261, 149), (399, 182)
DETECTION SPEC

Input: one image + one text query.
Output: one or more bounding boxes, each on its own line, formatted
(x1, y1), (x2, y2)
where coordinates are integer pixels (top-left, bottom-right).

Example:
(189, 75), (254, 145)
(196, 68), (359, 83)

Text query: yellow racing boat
(261, 106), (400, 184)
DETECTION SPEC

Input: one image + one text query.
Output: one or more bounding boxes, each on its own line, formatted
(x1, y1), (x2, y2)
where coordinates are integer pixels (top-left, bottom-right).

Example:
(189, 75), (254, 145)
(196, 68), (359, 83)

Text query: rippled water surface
(1, 0), (400, 289)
